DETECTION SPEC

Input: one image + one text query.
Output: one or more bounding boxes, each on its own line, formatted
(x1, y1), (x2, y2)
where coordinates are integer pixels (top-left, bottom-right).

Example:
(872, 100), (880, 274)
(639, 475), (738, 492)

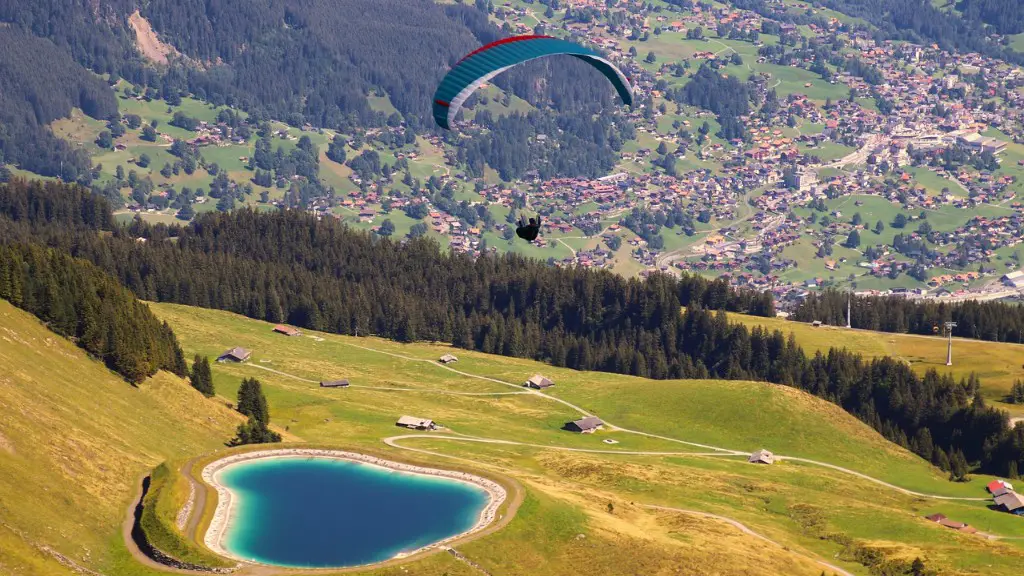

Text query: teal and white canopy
(433, 35), (634, 130)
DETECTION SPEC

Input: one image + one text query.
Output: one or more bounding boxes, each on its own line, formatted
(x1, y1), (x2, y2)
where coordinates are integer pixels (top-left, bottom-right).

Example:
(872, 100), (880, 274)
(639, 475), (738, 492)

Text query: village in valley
(42, 0), (1024, 309)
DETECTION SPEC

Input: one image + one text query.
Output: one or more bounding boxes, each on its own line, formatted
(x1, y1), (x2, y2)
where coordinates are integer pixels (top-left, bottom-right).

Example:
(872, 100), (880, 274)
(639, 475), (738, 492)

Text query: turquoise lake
(216, 457), (489, 568)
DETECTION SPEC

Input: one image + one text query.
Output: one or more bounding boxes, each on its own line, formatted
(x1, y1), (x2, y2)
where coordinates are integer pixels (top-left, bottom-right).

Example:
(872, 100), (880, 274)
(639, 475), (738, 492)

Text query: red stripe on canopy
(435, 99), (450, 107)
(457, 35), (555, 64)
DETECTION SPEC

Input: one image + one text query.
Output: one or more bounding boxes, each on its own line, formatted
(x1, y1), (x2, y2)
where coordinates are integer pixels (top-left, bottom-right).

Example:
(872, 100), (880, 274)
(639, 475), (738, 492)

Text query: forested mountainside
(2, 178), (1022, 478)
(0, 27), (118, 180)
(0, 0), (631, 182)
(957, 0), (1024, 35)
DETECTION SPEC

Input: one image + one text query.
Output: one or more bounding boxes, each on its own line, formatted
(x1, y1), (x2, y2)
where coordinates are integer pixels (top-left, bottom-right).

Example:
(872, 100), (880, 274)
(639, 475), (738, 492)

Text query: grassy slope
(151, 303), (1024, 576)
(726, 311), (1024, 417)
(0, 299), (244, 576)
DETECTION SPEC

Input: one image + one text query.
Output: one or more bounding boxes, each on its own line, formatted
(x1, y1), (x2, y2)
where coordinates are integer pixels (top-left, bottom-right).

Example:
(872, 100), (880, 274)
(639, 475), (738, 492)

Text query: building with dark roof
(565, 416), (603, 433)
(217, 347), (252, 362)
(525, 374), (555, 389)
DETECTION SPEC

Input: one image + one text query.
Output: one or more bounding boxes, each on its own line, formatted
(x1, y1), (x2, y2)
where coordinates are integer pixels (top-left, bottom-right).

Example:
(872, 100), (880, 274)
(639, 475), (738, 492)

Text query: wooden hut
(217, 347), (252, 363)
(524, 374), (555, 389)
(564, 416), (603, 433)
(748, 449), (775, 465)
(273, 325), (302, 337)
(320, 380), (350, 388)
(396, 416), (436, 430)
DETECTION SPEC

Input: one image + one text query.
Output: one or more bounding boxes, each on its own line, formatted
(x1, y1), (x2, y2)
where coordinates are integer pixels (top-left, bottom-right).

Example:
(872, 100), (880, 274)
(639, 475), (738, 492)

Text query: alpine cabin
(525, 374), (555, 389)
(217, 347), (252, 363)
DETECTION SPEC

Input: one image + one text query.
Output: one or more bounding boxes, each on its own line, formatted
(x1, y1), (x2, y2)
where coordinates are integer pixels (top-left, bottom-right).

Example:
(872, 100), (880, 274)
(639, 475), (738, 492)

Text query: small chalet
(320, 379), (350, 388)
(924, 513), (978, 531)
(439, 354), (459, 364)
(565, 416), (603, 433)
(217, 347), (251, 363)
(396, 415), (436, 430)
(988, 479), (1014, 494)
(525, 375), (555, 389)
(748, 449), (774, 465)
(994, 491), (1024, 515)
(273, 325), (302, 337)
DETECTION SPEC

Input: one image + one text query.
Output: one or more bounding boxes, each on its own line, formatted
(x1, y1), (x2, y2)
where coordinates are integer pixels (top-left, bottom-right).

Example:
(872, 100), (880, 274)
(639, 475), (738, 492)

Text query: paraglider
(432, 35), (634, 130)
(515, 214), (542, 242)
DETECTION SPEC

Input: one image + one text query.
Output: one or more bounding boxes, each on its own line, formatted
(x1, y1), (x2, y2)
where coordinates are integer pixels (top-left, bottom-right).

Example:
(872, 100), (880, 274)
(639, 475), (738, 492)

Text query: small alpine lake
(207, 453), (496, 569)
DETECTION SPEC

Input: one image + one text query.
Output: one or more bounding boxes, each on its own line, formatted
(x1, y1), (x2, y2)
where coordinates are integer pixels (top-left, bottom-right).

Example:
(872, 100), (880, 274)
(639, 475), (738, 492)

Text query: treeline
(794, 289), (1024, 346)
(0, 27), (118, 179)
(0, 242), (186, 383)
(4, 179), (1024, 477)
(0, 180), (185, 383)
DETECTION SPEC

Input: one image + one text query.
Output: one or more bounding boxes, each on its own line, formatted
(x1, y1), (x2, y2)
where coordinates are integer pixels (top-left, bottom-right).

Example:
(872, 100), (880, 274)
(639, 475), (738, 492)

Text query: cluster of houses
(988, 479), (1024, 516)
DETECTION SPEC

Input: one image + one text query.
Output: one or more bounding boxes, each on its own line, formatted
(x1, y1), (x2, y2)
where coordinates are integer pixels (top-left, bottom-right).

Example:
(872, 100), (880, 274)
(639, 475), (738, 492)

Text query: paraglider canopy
(433, 35), (634, 130)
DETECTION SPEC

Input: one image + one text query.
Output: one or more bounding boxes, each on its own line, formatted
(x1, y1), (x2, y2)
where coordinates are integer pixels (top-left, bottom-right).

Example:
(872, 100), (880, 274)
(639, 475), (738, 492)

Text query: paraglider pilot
(516, 214), (542, 242)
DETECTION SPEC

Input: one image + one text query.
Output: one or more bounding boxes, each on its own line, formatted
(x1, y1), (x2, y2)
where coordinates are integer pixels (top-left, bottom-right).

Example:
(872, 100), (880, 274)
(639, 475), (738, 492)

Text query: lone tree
(844, 229), (861, 249)
(189, 355), (215, 397)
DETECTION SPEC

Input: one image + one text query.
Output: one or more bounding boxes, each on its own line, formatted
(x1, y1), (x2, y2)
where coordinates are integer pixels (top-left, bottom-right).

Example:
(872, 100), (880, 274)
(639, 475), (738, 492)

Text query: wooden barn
(217, 347), (252, 363)
(748, 449), (774, 465)
(988, 480), (1014, 494)
(396, 415), (436, 431)
(564, 416), (603, 433)
(320, 379), (350, 388)
(994, 491), (1024, 515)
(524, 374), (555, 389)
(273, 325), (302, 337)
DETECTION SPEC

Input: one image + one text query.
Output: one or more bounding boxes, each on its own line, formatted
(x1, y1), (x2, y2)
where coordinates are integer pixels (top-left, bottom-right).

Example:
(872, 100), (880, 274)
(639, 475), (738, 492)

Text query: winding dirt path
(644, 505), (857, 576)
(384, 433), (744, 457)
(180, 459), (207, 544)
(379, 436), (856, 576)
(246, 362), (532, 397)
(242, 349), (989, 500)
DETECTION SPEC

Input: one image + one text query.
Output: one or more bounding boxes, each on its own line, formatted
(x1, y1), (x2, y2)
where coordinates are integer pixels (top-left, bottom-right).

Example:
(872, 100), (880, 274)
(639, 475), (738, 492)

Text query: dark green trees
(237, 378), (269, 424)
(232, 377), (280, 445)
(190, 355), (215, 397)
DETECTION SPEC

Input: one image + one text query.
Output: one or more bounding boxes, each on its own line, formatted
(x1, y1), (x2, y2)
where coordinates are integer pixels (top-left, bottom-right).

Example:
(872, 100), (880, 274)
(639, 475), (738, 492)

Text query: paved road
(644, 505), (856, 576)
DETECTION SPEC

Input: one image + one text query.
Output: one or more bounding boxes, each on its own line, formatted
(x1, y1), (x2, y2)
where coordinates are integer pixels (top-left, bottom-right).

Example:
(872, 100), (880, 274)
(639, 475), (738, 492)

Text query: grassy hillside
(0, 299), (244, 576)
(152, 303), (1024, 576)
(726, 312), (1024, 417)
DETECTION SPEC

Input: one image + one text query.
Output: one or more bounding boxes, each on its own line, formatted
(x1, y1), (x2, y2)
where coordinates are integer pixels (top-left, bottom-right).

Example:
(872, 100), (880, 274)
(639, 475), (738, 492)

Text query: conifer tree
(237, 377), (270, 424)
(190, 355), (215, 397)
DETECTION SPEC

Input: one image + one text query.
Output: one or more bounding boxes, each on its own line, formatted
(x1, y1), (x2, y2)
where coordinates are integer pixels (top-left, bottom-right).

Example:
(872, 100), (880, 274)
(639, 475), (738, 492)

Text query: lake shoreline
(200, 448), (508, 570)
